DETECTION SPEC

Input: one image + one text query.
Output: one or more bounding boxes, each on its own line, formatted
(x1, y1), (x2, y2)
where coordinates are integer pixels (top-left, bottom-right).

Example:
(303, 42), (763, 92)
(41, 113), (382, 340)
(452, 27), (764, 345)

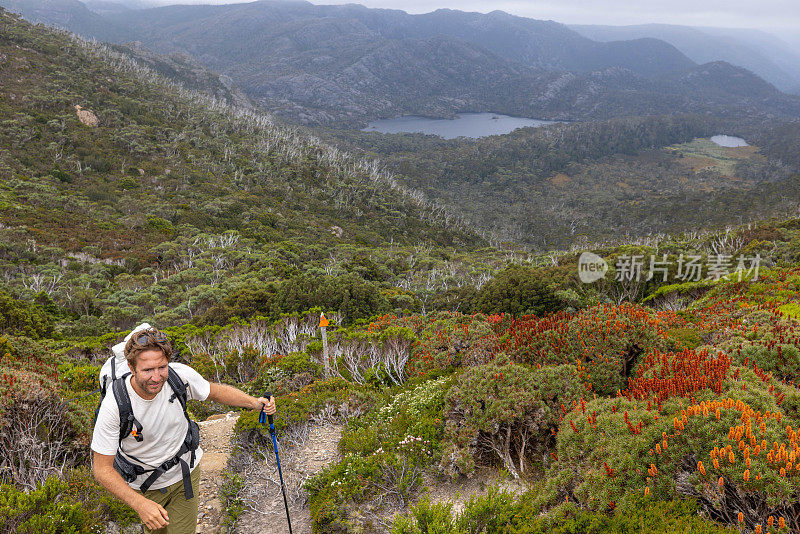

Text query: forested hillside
(0, 8), (497, 335)
(332, 116), (800, 249)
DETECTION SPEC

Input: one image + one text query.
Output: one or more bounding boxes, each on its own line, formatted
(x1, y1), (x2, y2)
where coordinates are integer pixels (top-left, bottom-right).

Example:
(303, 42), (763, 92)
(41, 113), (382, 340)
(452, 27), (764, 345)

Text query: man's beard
(135, 374), (165, 395)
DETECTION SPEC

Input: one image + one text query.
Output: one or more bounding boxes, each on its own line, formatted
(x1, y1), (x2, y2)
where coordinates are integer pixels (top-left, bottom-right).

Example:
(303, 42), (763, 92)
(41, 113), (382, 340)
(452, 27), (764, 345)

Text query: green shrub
(664, 326), (703, 350)
(0, 335), (12, 359)
(0, 291), (55, 339)
(715, 314), (800, 381)
(308, 376), (451, 532)
(220, 470), (245, 530)
(392, 496), (458, 534)
(779, 303), (800, 319)
(472, 265), (564, 317)
(372, 375), (453, 453)
(60, 363), (100, 393)
(50, 165), (70, 183)
(443, 359), (582, 479)
(201, 274), (391, 326)
(455, 484), (518, 534)
(306, 452), (384, 533)
(63, 467), (138, 527)
(739, 342), (800, 381)
(185, 398), (228, 421)
(276, 351), (321, 377)
(0, 476), (94, 533)
(510, 495), (735, 533)
(392, 490), (734, 533)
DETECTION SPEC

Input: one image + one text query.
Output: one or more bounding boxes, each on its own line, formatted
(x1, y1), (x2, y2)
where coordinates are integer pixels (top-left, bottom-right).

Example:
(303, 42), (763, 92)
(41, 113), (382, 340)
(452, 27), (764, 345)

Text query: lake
(711, 135), (749, 147)
(363, 113), (556, 139)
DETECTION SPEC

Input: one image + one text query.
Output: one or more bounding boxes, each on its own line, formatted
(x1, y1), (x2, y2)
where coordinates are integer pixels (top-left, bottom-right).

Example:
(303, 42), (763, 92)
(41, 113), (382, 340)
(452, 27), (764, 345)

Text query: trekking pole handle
(259, 392), (275, 430)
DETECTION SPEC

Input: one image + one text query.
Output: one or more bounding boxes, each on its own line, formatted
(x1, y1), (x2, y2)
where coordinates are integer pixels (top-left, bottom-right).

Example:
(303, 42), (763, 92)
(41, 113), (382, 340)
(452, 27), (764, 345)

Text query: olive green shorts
(140, 465), (201, 534)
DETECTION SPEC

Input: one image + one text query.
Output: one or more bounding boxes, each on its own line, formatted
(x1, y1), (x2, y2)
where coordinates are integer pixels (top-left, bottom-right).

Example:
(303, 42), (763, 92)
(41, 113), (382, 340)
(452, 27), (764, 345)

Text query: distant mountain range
(3, 0), (800, 126)
(571, 23), (800, 95)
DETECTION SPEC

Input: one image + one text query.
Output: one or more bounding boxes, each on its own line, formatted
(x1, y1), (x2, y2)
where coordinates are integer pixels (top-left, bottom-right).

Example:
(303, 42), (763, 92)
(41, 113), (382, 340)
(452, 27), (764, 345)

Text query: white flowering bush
(378, 375), (451, 423)
(307, 374), (456, 531)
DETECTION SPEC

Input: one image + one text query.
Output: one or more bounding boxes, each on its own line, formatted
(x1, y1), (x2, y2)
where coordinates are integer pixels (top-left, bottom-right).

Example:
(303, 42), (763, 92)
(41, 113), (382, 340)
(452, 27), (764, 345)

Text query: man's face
(130, 349), (169, 398)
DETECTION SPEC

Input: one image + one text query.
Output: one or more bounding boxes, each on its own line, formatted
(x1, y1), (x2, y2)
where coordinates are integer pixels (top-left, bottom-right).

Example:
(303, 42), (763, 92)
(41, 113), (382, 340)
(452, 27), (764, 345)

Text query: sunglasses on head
(131, 330), (169, 346)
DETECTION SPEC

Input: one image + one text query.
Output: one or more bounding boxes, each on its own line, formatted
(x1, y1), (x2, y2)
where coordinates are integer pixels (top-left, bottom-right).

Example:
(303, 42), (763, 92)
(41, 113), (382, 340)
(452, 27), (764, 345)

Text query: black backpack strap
(166, 366), (188, 411)
(138, 442), (194, 499)
(94, 356), (117, 429)
(111, 376), (143, 443)
(102, 356), (131, 399)
(166, 365), (199, 469)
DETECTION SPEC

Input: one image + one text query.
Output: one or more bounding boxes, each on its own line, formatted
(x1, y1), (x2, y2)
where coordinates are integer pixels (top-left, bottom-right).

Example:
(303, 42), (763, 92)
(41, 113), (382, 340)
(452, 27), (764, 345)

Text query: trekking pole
(260, 393), (293, 534)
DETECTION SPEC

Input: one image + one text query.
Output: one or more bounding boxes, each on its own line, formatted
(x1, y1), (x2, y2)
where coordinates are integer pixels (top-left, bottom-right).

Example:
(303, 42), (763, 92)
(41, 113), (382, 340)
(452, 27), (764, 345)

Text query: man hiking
(91, 326), (276, 533)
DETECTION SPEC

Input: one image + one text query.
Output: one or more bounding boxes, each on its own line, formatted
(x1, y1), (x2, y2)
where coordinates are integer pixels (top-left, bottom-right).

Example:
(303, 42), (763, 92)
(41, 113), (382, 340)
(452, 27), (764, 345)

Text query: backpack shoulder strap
(99, 355), (115, 397)
(111, 376), (143, 443)
(166, 365), (189, 413)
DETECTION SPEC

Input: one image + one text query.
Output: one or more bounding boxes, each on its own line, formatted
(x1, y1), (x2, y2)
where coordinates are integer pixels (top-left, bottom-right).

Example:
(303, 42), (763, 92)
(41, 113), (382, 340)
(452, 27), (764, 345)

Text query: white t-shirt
(91, 363), (211, 491)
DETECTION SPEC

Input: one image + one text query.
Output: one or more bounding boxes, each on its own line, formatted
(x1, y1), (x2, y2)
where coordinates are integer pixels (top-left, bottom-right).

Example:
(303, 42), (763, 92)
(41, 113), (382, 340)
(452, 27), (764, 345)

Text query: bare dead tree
(0, 392), (83, 491)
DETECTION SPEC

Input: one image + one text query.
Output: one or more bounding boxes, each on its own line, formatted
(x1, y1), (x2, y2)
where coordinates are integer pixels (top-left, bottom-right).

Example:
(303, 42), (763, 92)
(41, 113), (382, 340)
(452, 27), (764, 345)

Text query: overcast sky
(338, 0), (800, 30)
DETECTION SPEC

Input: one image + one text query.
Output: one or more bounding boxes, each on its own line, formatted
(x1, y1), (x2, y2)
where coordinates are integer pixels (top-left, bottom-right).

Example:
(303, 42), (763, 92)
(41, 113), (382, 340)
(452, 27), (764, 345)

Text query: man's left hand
(256, 396), (276, 415)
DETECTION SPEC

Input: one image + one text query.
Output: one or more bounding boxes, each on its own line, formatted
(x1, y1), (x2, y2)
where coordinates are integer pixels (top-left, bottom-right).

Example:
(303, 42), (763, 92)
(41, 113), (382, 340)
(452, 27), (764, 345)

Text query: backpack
(102, 359), (200, 499)
(91, 353), (129, 427)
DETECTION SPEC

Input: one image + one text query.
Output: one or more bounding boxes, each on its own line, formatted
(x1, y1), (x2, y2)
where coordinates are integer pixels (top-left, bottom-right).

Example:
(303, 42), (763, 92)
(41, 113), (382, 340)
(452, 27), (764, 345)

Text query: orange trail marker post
(320, 313), (330, 377)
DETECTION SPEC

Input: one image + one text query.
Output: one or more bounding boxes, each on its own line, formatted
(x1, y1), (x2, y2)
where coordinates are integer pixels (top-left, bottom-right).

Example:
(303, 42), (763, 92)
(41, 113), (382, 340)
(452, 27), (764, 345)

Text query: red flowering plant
(406, 312), (498, 377)
(500, 303), (683, 396)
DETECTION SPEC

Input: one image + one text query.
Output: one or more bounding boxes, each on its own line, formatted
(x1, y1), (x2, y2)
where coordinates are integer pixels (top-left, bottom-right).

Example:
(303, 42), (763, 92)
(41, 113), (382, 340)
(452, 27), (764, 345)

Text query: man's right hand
(136, 498), (169, 530)
(93, 453), (170, 531)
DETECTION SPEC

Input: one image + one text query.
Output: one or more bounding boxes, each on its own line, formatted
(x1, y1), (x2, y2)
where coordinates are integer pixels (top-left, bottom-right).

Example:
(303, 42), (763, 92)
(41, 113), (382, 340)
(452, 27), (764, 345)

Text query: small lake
(711, 135), (748, 147)
(363, 113), (556, 139)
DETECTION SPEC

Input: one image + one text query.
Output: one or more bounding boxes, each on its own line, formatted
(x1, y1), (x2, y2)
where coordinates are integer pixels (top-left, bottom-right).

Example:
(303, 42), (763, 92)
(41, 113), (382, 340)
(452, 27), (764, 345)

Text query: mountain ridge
(6, 0), (799, 126)
(571, 23), (800, 94)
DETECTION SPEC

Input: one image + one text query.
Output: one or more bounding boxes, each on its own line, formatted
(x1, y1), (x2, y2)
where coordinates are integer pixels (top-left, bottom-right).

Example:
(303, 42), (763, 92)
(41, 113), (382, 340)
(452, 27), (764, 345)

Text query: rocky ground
(196, 412), (239, 533)
(196, 413), (342, 534)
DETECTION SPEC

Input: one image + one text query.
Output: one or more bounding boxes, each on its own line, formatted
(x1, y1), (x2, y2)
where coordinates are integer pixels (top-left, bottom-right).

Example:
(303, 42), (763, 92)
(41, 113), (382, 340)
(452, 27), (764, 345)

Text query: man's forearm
(208, 383), (260, 409)
(94, 462), (148, 511)
(93, 452), (170, 530)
